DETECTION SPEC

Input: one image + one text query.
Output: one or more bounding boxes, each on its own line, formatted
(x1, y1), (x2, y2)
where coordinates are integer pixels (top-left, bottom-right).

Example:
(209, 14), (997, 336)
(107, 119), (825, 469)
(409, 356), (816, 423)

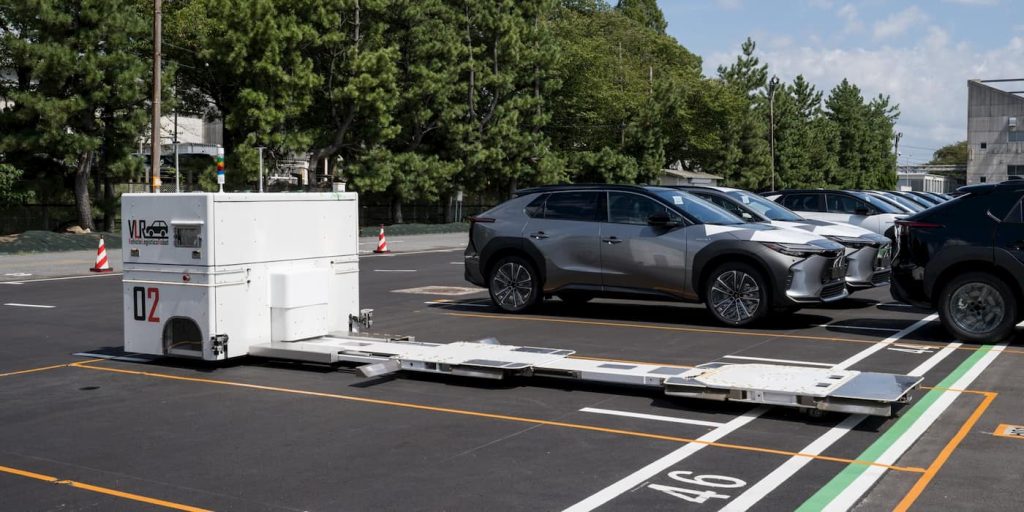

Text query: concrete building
(658, 160), (723, 186)
(897, 165), (964, 193)
(967, 79), (1024, 184)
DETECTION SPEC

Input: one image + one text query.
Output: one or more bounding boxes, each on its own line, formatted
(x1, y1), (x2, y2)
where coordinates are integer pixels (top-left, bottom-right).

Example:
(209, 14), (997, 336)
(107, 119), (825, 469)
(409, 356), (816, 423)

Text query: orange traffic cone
(90, 237), (113, 272)
(374, 225), (391, 253)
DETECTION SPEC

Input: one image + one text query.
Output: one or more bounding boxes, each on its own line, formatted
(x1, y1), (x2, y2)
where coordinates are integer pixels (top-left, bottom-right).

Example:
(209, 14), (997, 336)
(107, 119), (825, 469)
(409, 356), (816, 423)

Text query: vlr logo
(132, 286), (160, 323)
(128, 219), (169, 245)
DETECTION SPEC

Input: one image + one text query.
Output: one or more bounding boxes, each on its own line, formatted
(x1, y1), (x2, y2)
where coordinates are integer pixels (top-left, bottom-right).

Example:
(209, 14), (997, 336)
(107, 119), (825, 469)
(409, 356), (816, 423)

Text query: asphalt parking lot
(2, 248), (1023, 511)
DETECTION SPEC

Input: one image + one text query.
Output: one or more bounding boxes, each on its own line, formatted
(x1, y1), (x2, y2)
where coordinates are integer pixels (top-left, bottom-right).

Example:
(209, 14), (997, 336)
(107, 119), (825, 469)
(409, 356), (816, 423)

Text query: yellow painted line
(894, 391), (997, 511)
(992, 423), (1024, 440)
(0, 359), (101, 378)
(0, 464), (210, 512)
(445, 312), (1024, 355)
(73, 362), (923, 473)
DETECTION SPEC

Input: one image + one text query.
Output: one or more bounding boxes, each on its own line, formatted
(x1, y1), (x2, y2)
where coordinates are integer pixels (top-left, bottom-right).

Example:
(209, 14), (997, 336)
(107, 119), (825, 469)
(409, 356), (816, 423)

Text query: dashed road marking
(579, 407), (728, 428)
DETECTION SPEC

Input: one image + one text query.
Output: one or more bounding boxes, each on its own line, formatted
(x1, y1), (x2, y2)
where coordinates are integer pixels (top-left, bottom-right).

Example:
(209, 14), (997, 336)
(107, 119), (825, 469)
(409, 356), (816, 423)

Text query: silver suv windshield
(648, 188), (746, 225)
(847, 191), (903, 214)
(724, 190), (804, 222)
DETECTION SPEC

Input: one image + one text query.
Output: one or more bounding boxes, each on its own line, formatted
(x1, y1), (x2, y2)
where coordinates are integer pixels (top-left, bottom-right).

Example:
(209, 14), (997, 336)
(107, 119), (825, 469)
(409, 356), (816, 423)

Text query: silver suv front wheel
(704, 262), (770, 326)
(488, 255), (541, 313)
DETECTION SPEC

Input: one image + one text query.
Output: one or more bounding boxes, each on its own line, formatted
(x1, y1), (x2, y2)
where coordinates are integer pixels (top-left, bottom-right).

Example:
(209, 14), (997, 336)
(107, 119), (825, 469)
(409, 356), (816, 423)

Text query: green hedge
(0, 231), (121, 255)
(359, 222), (469, 237)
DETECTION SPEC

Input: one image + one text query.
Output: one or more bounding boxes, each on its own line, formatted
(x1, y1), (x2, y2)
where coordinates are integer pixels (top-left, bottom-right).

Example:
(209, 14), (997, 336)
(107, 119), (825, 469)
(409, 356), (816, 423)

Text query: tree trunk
(103, 176), (114, 232)
(391, 196), (404, 224)
(443, 193), (454, 223)
(73, 152), (95, 231)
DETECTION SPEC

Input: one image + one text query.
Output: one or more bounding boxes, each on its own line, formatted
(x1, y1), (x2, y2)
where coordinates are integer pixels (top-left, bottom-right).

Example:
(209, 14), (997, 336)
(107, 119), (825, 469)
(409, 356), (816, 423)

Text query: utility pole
(894, 131), (903, 190)
(257, 146), (265, 193)
(768, 75), (780, 191)
(151, 0), (162, 193)
(173, 107), (179, 193)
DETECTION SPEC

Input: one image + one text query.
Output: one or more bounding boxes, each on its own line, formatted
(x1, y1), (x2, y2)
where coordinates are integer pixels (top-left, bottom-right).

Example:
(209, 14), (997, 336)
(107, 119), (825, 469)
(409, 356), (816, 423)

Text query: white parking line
(563, 407), (769, 512)
(579, 407), (727, 428)
(721, 339), (963, 511)
(721, 355), (834, 367)
(824, 344), (1005, 511)
(3, 303), (56, 309)
(424, 301), (491, 308)
(815, 324), (900, 333)
(831, 313), (937, 370)
(0, 273), (122, 284)
(565, 311), (941, 512)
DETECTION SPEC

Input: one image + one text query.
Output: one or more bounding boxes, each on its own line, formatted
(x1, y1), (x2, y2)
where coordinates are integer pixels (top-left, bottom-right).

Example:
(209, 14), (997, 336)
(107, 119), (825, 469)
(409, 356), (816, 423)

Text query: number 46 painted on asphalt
(132, 286), (160, 323)
(647, 471), (747, 504)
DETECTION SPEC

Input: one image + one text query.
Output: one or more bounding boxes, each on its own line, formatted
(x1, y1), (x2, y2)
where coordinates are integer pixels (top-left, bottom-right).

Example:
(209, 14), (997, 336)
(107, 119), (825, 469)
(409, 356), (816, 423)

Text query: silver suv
(464, 185), (849, 326)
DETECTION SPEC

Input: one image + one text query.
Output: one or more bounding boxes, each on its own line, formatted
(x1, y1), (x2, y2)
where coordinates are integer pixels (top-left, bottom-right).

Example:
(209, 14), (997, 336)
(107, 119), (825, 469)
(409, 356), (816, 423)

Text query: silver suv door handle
(529, 231), (549, 240)
(602, 237), (623, 244)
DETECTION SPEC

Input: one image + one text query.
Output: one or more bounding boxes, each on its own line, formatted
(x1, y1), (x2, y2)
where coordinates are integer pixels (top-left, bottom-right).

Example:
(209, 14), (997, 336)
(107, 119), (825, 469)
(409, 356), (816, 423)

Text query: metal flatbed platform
(250, 336), (921, 417)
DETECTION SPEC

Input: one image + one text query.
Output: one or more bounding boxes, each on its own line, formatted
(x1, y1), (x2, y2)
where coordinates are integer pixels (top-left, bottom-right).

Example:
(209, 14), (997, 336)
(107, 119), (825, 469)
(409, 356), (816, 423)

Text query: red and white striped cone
(90, 237), (113, 272)
(373, 225), (391, 253)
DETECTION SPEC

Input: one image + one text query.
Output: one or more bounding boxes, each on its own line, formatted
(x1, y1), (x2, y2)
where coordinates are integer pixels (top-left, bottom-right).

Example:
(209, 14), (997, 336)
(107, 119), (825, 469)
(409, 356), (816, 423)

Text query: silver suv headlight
(760, 242), (834, 258)
(824, 235), (875, 248)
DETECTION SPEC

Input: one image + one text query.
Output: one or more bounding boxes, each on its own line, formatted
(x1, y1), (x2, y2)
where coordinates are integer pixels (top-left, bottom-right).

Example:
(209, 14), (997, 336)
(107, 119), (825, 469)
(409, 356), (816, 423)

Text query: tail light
(895, 220), (943, 229)
(469, 216), (495, 224)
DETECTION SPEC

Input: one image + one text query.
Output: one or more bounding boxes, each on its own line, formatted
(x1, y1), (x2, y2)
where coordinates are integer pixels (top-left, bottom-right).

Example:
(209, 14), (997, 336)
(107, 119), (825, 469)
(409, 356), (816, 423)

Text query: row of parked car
(464, 181), (1019, 343)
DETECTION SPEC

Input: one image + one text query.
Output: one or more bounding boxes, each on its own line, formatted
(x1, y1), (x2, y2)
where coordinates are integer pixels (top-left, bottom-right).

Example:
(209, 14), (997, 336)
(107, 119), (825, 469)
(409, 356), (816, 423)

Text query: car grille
(871, 270), (891, 285)
(821, 256), (849, 283)
(875, 244), (892, 269)
(821, 280), (847, 299)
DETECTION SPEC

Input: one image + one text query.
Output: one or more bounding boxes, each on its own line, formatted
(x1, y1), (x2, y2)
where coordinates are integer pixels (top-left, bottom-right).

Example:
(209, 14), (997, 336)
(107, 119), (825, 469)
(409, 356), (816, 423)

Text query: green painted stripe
(795, 345), (993, 512)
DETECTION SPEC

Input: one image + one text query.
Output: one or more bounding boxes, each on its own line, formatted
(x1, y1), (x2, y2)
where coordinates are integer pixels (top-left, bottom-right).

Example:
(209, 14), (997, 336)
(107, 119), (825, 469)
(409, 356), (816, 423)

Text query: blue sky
(661, 0), (1024, 164)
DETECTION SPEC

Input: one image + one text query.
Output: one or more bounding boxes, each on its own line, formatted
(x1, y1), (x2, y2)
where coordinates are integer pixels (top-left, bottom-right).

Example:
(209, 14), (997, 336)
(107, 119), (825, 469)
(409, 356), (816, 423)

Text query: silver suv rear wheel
(488, 256), (540, 313)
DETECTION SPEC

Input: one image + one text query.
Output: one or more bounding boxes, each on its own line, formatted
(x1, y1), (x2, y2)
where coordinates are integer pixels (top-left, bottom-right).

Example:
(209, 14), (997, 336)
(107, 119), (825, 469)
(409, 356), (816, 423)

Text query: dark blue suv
(891, 180), (1024, 342)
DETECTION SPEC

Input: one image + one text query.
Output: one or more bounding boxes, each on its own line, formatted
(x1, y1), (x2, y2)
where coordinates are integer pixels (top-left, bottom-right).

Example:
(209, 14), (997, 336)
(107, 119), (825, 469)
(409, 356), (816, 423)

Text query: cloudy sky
(662, 0), (1024, 165)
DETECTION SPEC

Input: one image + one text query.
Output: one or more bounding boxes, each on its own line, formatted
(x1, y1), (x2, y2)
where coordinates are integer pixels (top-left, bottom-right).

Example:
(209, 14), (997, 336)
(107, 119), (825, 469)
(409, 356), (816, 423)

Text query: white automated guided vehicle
(120, 192), (921, 417)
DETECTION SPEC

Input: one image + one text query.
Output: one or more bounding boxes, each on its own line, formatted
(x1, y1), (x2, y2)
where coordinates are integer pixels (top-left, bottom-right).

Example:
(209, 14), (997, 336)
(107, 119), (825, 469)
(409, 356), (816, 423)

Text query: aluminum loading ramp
(250, 337), (921, 417)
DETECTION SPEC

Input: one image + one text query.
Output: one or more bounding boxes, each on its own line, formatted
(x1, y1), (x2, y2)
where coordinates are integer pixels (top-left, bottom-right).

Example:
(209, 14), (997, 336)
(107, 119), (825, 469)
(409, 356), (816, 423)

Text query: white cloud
(941, 0), (999, 5)
(716, 0), (742, 9)
(706, 29), (1024, 156)
(837, 4), (863, 34)
(873, 6), (929, 40)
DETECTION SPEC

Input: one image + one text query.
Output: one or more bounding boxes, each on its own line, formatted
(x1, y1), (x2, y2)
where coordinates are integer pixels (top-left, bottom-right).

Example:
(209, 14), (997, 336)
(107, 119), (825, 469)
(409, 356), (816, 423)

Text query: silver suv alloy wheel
(710, 270), (762, 323)
(949, 282), (1005, 335)
(492, 261), (534, 309)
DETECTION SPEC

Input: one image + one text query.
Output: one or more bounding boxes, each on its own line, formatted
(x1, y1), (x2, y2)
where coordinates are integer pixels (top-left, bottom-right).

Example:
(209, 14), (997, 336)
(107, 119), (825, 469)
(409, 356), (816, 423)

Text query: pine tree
(715, 38), (771, 189)
(0, 0), (151, 230)
(615, 0), (667, 34)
